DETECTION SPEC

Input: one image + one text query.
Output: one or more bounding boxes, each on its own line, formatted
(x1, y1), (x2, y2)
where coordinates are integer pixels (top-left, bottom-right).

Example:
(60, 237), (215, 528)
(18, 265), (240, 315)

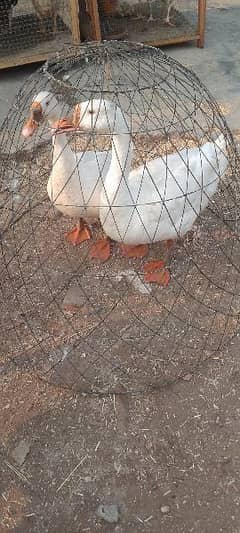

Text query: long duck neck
(51, 131), (70, 162)
(103, 112), (133, 201)
(47, 108), (72, 162)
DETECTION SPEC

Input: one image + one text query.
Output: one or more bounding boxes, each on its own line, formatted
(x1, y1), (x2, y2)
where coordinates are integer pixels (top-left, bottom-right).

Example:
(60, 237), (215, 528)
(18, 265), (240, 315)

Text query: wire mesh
(0, 0), (79, 69)
(0, 41), (239, 394)
(86, 0), (201, 45)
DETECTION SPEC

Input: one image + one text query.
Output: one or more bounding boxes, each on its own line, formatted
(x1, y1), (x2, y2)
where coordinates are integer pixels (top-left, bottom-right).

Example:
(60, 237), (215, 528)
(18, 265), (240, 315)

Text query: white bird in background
(0, 0), (18, 32)
(147, 0), (175, 25)
(163, 0), (175, 26)
(31, 0), (58, 34)
(148, 0), (155, 22)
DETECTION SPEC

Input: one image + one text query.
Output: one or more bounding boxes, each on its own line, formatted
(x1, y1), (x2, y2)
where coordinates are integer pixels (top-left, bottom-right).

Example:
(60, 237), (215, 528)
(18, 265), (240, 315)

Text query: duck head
(21, 91), (68, 138)
(72, 99), (128, 135)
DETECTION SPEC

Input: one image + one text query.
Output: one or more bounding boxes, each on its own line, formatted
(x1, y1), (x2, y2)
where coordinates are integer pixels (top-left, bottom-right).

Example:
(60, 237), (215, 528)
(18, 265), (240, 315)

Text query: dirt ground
(1, 335), (240, 532)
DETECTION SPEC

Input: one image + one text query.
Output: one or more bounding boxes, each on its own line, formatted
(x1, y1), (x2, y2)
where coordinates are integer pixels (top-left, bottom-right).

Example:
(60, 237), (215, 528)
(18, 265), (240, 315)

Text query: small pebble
(97, 503), (119, 523)
(63, 284), (86, 311)
(12, 439), (31, 466)
(183, 373), (192, 381)
(161, 505), (170, 514)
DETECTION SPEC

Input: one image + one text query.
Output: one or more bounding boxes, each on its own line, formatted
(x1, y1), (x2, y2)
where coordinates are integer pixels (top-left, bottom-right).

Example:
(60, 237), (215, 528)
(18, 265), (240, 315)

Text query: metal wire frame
(0, 41), (239, 394)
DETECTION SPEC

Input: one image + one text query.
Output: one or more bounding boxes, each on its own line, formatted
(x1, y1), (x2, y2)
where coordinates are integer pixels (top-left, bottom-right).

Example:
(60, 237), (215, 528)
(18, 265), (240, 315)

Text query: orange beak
(22, 101), (43, 138)
(51, 118), (77, 133)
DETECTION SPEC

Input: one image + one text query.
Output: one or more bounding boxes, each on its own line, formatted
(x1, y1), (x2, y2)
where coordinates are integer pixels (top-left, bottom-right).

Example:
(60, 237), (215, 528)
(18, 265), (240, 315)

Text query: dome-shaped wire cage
(1, 40), (240, 394)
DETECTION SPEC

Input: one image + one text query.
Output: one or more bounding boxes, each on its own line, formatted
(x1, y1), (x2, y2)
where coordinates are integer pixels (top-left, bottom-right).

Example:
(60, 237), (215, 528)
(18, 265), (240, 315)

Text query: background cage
(0, 0), (80, 70)
(85, 0), (206, 48)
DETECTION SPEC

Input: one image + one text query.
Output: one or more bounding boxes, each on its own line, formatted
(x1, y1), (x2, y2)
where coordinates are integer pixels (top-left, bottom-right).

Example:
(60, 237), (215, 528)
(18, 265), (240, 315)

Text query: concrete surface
(0, 1), (239, 130)
(167, 1), (240, 130)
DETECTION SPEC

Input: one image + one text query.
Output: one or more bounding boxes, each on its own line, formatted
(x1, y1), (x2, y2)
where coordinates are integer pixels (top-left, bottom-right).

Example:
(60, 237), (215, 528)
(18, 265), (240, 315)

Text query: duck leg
(65, 219), (92, 246)
(120, 243), (149, 258)
(89, 238), (111, 262)
(143, 239), (174, 286)
(164, 239), (175, 250)
(163, 1), (175, 26)
(148, 0), (156, 22)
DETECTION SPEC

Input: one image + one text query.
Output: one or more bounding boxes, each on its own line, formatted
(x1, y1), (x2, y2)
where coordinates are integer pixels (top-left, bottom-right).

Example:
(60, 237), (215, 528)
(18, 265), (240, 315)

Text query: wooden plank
(70, 0), (81, 44)
(0, 31), (73, 70)
(0, 52), (54, 70)
(0, 2), (81, 69)
(88, 0), (101, 41)
(96, 29), (198, 48)
(85, 32), (199, 48)
(197, 0), (206, 48)
(146, 34), (199, 47)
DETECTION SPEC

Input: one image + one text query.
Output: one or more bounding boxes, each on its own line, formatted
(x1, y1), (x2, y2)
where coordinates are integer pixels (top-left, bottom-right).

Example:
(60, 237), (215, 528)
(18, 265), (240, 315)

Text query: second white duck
(73, 98), (228, 265)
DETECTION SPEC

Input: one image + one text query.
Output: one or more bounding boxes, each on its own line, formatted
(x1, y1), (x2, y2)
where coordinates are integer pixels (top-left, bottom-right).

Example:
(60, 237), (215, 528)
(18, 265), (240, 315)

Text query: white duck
(73, 98), (228, 272)
(22, 91), (111, 245)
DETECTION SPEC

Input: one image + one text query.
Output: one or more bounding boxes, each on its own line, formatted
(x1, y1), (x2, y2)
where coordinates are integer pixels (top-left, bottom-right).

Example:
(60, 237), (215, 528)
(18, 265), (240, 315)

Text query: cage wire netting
(84, 0), (200, 45)
(0, 40), (240, 394)
(0, 0), (78, 68)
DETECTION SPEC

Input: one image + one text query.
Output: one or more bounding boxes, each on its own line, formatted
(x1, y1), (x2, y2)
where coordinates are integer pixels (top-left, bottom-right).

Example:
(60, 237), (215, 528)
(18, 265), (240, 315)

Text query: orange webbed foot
(89, 239), (111, 262)
(143, 259), (170, 287)
(163, 17), (175, 27)
(120, 243), (149, 258)
(143, 260), (165, 272)
(65, 223), (91, 246)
